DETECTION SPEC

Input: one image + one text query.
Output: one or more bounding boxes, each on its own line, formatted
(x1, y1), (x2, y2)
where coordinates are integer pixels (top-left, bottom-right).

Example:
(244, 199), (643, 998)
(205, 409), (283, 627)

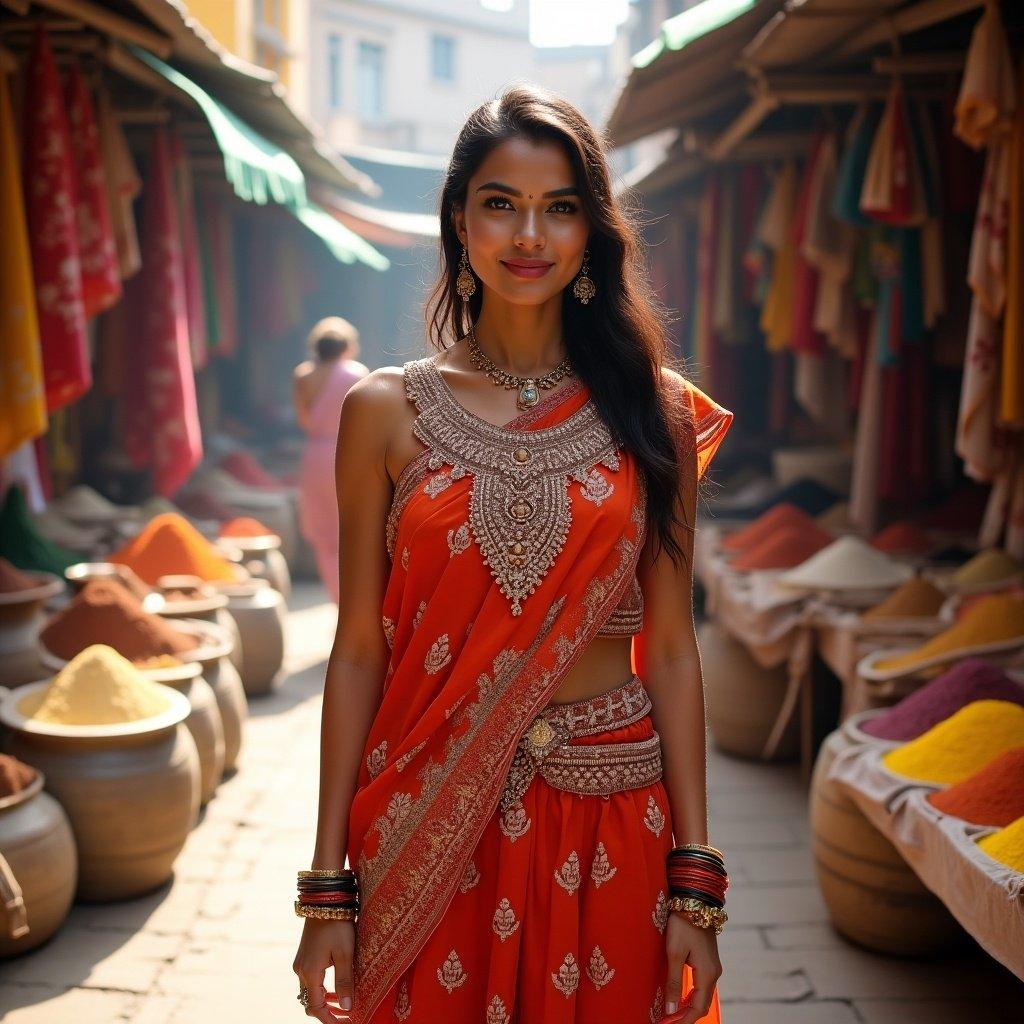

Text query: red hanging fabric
(22, 25), (90, 412)
(168, 131), (208, 370)
(122, 127), (203, 497)
(63, 65), (121, 318)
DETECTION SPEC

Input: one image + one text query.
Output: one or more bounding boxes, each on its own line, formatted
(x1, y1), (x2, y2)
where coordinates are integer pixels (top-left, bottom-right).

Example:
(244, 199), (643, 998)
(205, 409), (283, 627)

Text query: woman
(294, 317), (369, 604)
(293, 85), (733, 1024)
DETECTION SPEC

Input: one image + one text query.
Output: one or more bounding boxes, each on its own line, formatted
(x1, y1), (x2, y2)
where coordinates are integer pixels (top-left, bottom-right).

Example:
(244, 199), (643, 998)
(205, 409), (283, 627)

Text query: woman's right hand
(293, 918), (356, 1021)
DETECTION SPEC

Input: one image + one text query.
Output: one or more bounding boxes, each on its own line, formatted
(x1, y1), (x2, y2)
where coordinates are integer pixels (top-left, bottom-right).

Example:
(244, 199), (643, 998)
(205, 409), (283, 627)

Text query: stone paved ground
(1, 581), (1022, 1023)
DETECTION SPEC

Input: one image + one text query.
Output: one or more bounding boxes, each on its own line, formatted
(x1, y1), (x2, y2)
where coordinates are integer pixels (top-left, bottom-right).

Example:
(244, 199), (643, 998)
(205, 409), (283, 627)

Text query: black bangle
(668, 886), (725, 909)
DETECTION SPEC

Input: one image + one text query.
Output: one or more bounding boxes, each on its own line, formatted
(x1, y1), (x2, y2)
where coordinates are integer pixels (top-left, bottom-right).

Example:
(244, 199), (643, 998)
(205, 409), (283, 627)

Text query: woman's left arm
(634, 413), (723, 1024)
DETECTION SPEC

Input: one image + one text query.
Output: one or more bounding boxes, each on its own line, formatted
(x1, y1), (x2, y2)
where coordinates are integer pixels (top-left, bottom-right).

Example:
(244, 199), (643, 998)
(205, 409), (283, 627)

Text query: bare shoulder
(336, 366), (409, 449)
(293, 359), (316, 380)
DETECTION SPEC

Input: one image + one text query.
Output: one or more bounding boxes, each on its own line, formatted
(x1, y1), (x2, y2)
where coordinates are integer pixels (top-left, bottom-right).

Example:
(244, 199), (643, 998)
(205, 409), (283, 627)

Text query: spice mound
(722, 503), (817, 553)
(976, 815), (1024, 871)
(0, 557), (42, 594)
(927, 748), (1024, 828)
(881, 700), (1024, 785)
(872, 595), (1024, 674)
(219, 516), (276, 539)
(40, 578), (198, 664)
(111, 513), (237, 585)
(862, 578), (946, 621)
(861, 659), (1024, 741)
(0, 753), (37, 796)
(19, 644), (172, 725)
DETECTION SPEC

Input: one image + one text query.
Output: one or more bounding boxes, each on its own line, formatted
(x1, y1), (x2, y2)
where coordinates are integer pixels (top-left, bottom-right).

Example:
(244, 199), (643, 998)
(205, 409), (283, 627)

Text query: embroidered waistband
(500, 675), (661, 811)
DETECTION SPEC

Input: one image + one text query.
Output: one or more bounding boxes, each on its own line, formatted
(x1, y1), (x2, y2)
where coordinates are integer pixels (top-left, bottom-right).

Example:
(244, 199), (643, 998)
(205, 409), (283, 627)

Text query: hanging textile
(122, 127), (203, 497)
(64, 65), (121, 318)
(196, 190), (239, 358)
(833, 104), (881, 226)
(1002, 58), (1024, 429)
(791, 133), (827, 355)
(758, 162), (798, 352)
(0, 72), (46, 459)
(954, 0), (1016, 150)
(694, 173), (721, 388)
(860, 80), (928, 228)
(802, 132), (857, 358)
(96, 83), (142, 280)
(168, 130), (208, 370)
(22, 25), (90, 412)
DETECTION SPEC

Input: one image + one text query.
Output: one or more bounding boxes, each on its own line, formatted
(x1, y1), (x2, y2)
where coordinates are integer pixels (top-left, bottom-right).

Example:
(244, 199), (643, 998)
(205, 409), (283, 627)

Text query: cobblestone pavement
(1, 581), (1021, 1023)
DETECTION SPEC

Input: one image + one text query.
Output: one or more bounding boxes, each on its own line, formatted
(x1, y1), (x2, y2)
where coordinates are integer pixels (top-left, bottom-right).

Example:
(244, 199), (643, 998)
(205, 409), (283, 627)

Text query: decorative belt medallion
(404, 358), (621, 616)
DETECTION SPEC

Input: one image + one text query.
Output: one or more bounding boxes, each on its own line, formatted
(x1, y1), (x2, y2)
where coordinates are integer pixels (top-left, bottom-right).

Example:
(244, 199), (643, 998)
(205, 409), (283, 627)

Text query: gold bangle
(298, 869), (356, 879)
(666, 896), (727, 935)
(671, 842), (725, 861)
(295, 901), (358, 921)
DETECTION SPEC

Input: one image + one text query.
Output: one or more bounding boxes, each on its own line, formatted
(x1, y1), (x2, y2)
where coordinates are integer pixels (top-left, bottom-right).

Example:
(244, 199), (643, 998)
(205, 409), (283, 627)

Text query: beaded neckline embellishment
(403, 357), (621, 616)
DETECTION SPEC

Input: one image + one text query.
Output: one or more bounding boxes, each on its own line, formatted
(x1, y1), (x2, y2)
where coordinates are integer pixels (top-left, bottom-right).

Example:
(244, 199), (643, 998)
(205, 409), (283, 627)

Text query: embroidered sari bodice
(386, 356), (644, 632)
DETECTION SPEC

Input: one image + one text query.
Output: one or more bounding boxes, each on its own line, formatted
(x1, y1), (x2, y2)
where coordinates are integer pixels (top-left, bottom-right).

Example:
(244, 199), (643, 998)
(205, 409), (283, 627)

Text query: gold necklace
(467, 323), (573, 410)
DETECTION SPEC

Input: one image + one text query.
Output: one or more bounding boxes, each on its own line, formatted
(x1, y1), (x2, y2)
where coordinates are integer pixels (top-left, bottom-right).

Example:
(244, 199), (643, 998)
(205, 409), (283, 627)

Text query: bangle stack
(666, 843), (729, 935)
(295, 868), (360, 921)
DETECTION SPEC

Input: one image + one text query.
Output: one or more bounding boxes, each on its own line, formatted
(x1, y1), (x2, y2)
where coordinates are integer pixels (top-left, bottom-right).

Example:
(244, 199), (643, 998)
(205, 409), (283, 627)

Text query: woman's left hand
(662, 913), (722, 1023)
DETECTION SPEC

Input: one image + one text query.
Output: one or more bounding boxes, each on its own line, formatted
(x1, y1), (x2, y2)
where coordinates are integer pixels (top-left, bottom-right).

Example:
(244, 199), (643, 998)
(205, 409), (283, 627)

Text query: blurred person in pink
(293, 317), (369, 603)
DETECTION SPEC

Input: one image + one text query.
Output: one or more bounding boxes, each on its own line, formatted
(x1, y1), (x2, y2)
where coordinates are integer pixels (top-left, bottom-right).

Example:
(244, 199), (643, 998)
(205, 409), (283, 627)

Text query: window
(328, 33), (342, 110)
(431, 33), (455, 82)
(357, 41), (385, 122)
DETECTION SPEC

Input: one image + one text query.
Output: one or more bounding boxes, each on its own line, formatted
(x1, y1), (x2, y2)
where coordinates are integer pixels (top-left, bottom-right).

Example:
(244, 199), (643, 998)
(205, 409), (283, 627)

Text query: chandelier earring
(456, 244), (477, 300)
(572, 248), (596, 304)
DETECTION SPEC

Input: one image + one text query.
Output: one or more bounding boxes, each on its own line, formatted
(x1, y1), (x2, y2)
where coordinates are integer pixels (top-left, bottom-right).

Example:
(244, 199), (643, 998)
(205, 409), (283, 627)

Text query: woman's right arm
(293, 370), (398, 1021)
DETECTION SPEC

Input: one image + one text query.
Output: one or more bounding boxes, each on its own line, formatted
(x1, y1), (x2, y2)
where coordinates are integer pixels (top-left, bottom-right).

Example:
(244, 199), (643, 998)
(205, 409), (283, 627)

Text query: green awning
(632, 0), (758, 70)
(131, 46), (307, 207)
(291, 201), (391, 271)
(127, 45), (389, 271)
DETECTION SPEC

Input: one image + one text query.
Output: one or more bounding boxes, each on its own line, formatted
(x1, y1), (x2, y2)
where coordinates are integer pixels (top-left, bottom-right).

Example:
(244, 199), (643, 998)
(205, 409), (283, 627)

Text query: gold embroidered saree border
(351, 481), (648, 1022)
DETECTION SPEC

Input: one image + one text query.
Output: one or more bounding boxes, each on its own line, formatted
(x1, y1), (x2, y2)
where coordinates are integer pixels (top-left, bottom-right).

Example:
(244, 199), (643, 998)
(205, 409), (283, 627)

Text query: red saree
(347, 358), (732, 1023)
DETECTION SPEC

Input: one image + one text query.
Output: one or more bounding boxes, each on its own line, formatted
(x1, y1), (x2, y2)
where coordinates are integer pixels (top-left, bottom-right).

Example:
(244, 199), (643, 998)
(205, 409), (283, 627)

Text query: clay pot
(218, 580), (286, 697)
(809, 727), (962, 955)
(0, 682), (200, 902)
(0, 573), (63, 688)
(215, 535), (291, 600)
(154, 578), (244, 680)
(699, 621), (799, 761)
(0, 769), (77, 957)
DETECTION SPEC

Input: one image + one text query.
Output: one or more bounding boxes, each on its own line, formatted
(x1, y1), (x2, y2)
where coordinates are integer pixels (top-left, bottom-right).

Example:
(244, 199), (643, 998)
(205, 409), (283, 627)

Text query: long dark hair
(425, 84), (696, 570)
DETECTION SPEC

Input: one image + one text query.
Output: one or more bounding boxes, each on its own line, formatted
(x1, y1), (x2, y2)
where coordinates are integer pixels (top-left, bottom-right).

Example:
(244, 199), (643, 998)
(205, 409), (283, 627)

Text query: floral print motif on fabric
(554, 850), (581, 895)
(491, 897), (521, 942)
(586, 946), (616, 990)
(366, 740), (387, 780)
(498, 798), (531, 842)
(551, 953), (580, 998)
(436, 949), (468, 994)
(424, 634), (452, 674)
(459, 859), (480, 893)
(644, 794), (666, 837)
(392, 977), (411, 1021)
(447, 521), (471, 556)
(486, 994), (511, 1024)
(591, 841), (618, 888)
(652, 890), (669, 934)
(578, 466), (615, 506)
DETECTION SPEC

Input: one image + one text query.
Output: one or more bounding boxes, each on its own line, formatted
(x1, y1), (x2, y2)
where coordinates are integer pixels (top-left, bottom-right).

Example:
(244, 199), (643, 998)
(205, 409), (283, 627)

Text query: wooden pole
(835, 0), (984, 58)
(29, 0), (173, 58)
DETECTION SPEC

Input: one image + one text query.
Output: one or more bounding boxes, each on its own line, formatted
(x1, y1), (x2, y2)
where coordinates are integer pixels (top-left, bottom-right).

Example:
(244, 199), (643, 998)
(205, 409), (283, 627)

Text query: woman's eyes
(483, 196), (578, 214)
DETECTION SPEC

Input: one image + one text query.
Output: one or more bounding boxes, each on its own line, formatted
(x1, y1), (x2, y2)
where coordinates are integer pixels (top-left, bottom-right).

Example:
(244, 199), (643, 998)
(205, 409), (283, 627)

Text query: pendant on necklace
(517, 379), (540, 409)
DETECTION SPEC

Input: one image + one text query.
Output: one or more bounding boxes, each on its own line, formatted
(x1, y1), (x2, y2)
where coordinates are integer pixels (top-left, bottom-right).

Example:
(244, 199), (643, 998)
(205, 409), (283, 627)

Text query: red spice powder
(722, 503), (819, 553)
(219, 516), (277, 539)
(0, 557), (41, 593)
(40, 578), (199, 663)
(729, 523), (833, 571)
(927, 747), (1024, 827)
(0, 754), (36, 797)
(871, 521), (935, 555)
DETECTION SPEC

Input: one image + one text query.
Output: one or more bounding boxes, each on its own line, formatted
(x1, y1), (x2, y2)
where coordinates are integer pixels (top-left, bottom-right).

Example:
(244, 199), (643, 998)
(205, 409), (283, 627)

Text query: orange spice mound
(111, 512), (237, 585)
(729, 523), (833, 571)
(927, 747), (1024, 828)
(40, 578), (199, 663)
(219, 516), (276, 539)
(862, 578), (947, 621)
(722, 503), (819, 553)
(871, 521), (934, 555)
(0, 556), (41, 593)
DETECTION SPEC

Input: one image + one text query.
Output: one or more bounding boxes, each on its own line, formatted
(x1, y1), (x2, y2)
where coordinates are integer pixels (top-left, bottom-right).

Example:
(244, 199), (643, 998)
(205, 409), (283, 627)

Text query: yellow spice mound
(882, 700), (1024, 785)
(976, 814), (1024, 871)
(951, 548), (1023, 587)
(19, 644), (172, 725)
(873, 594), (1024, 673)
(862, 578), (947, 621)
